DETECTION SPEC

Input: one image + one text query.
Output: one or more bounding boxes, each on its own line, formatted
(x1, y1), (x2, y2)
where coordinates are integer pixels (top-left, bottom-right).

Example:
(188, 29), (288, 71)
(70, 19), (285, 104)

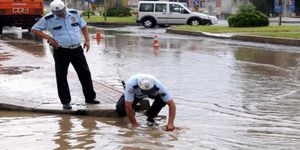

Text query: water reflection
(231, 47), (300, 149)
(235, 47), (300, 69)
(0, 66), (41, 75)
(0, 29), (46, 57)
(0, 52), (40, 74)
(99, 114), (179, 149)
(153, 47), (160, 56)
(0, 52), (13, 61)
(54, 115), (72, 150)
(54, 115), (97, 150)
(87, 28), (300, 149)
(7, 41), (46, 57)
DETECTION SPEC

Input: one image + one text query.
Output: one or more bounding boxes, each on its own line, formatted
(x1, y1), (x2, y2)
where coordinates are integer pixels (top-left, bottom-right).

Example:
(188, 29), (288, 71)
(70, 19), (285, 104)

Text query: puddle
(0, 52), (14, 61)
(7, 41), (46, 57)
(0, 66), (40, 75)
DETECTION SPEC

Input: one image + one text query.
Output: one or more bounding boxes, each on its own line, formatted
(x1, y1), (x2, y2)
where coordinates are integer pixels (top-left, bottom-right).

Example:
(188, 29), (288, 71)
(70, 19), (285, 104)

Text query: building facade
(136, 0), (249, 19)
(203, 0), (249, 18)
(62, 0), (299, 18)
(189, 0), (249, 19)
(274, 0), (299, 17)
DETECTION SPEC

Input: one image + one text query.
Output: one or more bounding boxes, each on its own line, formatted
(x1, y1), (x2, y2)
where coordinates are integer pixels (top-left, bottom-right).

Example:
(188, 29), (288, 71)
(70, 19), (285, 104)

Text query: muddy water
(1, 27), (300, 149)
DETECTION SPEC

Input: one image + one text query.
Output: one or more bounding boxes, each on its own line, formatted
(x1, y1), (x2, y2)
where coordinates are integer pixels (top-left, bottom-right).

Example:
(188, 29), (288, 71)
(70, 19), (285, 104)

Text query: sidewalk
(0, 40), (123, 117)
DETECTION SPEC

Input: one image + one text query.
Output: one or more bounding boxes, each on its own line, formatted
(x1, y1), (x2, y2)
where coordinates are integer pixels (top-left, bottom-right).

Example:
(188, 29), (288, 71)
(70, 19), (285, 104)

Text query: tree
(228, 3), (269, 27)
(249, 0), (274, 16)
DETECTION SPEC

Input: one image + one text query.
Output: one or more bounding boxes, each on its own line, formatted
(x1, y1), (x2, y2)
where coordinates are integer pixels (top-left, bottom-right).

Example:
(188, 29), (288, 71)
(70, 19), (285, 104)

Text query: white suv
(136, 1), (218, 28)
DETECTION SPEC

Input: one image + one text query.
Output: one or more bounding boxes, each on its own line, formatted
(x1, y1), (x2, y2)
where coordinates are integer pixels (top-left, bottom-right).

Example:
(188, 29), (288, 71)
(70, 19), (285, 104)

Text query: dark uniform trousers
(53, 46), (96, 104)
(116, 94), (167, 120)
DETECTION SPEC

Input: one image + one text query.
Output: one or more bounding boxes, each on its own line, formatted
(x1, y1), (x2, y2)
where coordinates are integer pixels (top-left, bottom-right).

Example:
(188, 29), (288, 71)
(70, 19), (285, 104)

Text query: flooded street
(1, 26), (300, 149)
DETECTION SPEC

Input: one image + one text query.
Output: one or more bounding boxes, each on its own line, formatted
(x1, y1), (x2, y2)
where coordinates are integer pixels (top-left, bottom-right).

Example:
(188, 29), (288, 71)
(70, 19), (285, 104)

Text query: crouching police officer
(116, 74), (176, 131)
(31, 0), (99, 109)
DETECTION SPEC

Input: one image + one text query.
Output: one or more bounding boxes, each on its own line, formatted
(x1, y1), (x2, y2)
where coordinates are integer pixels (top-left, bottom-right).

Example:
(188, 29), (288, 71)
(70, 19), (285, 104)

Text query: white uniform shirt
(31, 9), (86, 46)
(124, 74), (172, 103)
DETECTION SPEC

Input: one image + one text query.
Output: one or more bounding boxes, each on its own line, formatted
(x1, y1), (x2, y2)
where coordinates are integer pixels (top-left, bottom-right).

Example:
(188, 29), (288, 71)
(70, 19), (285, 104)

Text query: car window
(169, 4), (187, 13)
(155, 4), (167, 12)
(139, 3), (154, 12)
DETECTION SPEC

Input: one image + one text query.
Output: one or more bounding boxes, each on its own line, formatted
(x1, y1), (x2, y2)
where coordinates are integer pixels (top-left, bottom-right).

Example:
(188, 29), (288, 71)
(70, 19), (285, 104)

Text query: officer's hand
(166, 123), (175, 131)
(84, 41), (90, 52)
(48, 38), (58, 49)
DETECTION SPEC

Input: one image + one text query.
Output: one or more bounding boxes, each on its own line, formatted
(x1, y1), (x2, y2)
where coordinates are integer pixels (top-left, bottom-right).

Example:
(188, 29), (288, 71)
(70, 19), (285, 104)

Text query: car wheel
(142, 18), (156, 28)
(190, 19), (200, 26)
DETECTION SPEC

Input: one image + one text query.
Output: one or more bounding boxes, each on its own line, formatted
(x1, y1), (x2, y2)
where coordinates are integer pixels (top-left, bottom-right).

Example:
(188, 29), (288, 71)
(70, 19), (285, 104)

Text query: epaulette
(69, 10), (78, 14)
(45, 14), (54, 20)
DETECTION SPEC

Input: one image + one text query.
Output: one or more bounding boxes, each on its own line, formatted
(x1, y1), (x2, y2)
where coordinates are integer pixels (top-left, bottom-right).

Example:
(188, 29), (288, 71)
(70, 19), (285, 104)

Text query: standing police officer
(116, 74), (176, 131)
(31, 0), (99, 109)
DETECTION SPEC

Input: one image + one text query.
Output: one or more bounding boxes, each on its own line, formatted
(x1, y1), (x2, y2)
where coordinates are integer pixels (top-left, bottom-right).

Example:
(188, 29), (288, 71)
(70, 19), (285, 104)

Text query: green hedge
(106, 7), (131, 17)
(228, 3), (269, 27)
(82, 10), (95, 17)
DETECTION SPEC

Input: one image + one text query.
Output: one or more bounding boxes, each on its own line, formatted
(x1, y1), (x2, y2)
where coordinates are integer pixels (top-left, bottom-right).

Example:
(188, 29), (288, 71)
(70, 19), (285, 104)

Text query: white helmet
(138, 75), (155, 91)
(50, 0), (65, 14)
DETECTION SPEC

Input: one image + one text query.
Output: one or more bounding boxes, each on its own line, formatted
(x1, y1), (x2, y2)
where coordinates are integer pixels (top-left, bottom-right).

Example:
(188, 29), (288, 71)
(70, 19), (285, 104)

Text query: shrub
(228, 3), (269, 27)
(106, 7), (132, 17)
(238, 3), (256, 14)
(82, 10), (95, 17)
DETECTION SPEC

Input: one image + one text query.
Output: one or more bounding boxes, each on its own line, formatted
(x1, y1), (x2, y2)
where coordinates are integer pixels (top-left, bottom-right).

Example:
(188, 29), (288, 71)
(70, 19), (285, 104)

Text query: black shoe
(147, 117), (155, 123)
(133, 104), (141, 112)
(63, 104), (72, 109)
(85, 99), (100, 104)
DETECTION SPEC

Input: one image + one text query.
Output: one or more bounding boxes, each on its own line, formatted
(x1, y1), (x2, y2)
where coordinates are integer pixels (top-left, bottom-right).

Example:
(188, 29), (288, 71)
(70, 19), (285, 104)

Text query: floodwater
(1, 26), (300, 149)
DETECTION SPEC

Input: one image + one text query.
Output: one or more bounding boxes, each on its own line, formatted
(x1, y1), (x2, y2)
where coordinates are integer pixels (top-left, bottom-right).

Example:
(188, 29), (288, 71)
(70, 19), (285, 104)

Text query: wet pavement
(1, 26), (300, 149)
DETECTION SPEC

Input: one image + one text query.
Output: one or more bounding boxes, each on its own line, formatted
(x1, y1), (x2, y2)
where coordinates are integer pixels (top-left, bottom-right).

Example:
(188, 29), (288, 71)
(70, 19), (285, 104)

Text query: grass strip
(84, 15), (136, 23)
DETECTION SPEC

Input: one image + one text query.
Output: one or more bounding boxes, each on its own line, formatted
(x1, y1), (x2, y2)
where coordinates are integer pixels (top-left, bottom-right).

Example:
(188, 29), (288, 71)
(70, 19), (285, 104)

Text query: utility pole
(279, 0), (283, 25)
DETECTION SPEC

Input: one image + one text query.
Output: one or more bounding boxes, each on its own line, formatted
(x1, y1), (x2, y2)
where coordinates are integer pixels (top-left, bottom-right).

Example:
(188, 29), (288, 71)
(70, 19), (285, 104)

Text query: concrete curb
(231, 35), (300, 46)
(0, 100), (150, 118)
(166, 28), (300, 46)
(269, 20), (300, 24)
(0, 100), (119, 117)
(166, 28), (231, 39)
(269, 18), (300, 24)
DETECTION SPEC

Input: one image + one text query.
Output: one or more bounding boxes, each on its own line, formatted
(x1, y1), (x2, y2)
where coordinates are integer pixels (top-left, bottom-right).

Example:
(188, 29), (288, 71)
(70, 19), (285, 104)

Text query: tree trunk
(279, 0), (282, 26)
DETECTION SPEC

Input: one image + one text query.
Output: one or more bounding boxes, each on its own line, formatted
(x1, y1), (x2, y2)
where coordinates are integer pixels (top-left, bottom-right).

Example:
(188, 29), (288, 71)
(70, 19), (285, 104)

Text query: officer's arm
(166, 99), (176, 131)
(125, 101), (139, 128)
(31, 29), (58, 49)
(81, 26), (90, 52)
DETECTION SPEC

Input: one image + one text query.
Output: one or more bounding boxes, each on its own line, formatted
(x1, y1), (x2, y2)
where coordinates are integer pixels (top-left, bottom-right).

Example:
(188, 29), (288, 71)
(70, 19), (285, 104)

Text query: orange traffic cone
(153, 35), (159, 48)
(95, 30), (102, 45)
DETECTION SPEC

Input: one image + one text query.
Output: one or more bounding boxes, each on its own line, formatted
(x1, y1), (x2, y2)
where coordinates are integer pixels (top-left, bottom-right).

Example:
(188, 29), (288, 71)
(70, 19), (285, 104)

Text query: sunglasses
(52, 7), (66, 15)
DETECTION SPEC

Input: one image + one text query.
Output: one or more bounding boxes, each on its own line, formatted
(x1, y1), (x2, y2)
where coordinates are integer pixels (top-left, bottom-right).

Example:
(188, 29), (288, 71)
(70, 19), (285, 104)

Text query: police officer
(116, 74), (176, 131)
(31, 0), (99, 109)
